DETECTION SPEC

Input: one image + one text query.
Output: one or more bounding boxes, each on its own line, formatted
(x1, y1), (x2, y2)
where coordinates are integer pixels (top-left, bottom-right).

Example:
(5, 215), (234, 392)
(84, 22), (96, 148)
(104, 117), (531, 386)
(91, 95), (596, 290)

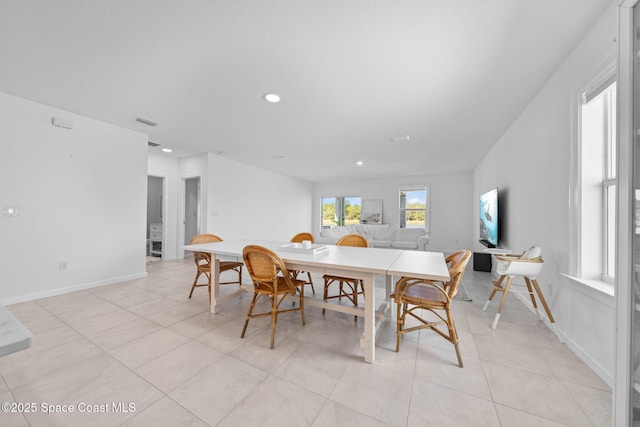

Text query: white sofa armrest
(417, 234), (430, 251)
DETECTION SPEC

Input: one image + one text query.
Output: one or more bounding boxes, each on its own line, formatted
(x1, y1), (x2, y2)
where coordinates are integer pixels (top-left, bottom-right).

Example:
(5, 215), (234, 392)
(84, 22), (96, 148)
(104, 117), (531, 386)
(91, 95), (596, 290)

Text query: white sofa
(316, 224), (430, 251)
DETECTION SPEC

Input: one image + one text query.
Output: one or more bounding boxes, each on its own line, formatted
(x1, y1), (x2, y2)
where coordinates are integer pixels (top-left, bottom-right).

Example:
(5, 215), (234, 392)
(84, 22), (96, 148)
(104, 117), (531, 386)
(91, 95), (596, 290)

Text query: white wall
(472, 4), (617, 385)
(149, 152), (315, 258)
(206, 154), (314, 241)
(313, 171), (473, 253)
(0, 92), (148, 304)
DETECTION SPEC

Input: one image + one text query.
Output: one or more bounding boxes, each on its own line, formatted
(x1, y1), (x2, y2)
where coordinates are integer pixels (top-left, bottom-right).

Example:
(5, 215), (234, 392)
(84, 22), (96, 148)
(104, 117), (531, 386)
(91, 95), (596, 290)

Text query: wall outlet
(58, 261), (68, 271)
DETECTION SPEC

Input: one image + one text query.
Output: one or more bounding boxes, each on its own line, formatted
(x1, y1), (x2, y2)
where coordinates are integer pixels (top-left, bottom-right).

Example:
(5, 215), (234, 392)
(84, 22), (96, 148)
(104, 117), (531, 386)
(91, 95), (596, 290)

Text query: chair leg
(492, 276), (513, 329)
(322, 278), (329, 315)
(352, 280), (358, 322)
(270, 295), (277, 349)
(524, 277), (542, 320)
(188, 271), (200, 299)
(395, 301), (403, 352)
(482, 275), (505, 311)
(299, 288), (305, 325)
(446, 309), (463, 368)
(482, 291), (495, 311)
(307, 272), (315, 295)
(530, 279), (555, 323)
(189, 270), (210, 299)
(241, 292), (259, 338)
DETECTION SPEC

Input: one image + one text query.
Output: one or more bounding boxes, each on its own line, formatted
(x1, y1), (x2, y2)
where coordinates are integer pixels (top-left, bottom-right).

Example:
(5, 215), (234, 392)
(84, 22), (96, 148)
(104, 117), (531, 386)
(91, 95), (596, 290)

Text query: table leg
(360, 273), (376, 363)
(385, 274), (394, 319)
(210, 256), (221, 314)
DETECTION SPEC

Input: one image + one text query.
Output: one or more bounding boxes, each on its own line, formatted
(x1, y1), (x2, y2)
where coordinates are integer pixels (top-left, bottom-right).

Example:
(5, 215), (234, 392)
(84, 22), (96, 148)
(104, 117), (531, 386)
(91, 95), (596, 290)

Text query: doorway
(184, 177), (201, 245)
(147, 175), (164, 259)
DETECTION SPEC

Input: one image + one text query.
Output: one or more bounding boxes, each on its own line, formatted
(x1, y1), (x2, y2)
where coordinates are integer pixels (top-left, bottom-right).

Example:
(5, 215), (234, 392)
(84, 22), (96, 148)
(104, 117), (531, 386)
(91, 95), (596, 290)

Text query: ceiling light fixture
(356, 161), (364, 166)
(161, 148), (172, 153)
(391, 135), (411, 143)
(271, 154), (285, 160)
(263, 93), (281, 103)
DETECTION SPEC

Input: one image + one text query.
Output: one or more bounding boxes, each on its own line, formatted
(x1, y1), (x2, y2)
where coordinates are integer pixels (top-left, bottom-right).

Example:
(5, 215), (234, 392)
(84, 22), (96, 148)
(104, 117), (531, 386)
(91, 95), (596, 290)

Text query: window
(399, 187), (428, 230)
(579, 78), (616, 282)
(322, 197), (361, 228)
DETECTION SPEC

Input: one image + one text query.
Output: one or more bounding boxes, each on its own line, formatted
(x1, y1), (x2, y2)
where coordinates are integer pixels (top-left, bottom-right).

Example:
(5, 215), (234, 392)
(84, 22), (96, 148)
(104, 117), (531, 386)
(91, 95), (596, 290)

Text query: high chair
(482, 246), (554, 329)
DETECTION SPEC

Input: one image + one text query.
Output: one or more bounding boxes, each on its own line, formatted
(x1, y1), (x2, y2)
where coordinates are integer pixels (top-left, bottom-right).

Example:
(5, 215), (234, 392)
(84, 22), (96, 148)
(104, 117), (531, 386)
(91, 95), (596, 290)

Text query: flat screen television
(479, 188), (499, 248)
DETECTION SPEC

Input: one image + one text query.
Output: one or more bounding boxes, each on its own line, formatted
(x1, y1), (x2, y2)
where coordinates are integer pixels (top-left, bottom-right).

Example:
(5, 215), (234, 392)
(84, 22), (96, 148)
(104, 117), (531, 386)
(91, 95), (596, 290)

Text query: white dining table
(183, 239), (450, 363)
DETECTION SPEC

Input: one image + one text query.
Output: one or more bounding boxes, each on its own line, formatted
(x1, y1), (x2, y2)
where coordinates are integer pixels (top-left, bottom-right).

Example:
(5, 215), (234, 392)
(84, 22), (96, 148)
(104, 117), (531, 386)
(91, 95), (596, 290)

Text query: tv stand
(473, 252), (492, 272)
(483, 248), (510, 255)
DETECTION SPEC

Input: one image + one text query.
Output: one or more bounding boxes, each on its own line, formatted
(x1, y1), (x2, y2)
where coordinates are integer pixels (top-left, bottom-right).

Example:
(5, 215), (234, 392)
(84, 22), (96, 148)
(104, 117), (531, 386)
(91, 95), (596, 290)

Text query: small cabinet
(149, 223), (163, 257)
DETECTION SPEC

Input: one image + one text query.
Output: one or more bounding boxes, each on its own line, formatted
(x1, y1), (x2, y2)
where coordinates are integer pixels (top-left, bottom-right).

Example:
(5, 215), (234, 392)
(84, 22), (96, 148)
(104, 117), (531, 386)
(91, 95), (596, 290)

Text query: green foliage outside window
(322, 197), (362, 227)
(323, 202), (337, 226)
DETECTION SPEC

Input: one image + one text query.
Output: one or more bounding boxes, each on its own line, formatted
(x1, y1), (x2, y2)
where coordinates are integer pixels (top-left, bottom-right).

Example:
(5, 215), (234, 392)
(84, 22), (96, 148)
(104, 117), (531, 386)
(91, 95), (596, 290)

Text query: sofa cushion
(372, 227), (396, 241)
(392, 241), (419, 249)
(394, 228), (425, 241)
(373, 240), (393, 248)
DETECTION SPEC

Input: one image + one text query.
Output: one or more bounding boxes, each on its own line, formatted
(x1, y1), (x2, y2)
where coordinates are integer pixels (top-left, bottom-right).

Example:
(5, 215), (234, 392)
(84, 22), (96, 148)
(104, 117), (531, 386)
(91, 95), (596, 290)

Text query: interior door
(184, 177), (200, 245)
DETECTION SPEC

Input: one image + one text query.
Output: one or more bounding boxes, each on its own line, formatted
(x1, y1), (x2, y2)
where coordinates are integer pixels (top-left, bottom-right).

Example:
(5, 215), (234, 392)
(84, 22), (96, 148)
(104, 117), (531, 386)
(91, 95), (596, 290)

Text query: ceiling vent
(136, 117), (158, 127)
(148, 141), (160, 147)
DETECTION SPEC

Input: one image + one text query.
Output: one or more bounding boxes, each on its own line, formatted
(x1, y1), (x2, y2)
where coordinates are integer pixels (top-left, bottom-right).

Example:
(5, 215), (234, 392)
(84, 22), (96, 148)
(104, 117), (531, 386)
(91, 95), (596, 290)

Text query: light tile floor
(0, 258), (612, 426)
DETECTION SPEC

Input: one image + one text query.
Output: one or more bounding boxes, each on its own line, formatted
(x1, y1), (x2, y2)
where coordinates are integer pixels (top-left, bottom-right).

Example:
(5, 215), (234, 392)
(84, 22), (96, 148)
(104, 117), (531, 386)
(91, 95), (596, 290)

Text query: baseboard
(0, 271), (148, 306)
(508, 284), (613, 388)
(556, 328), (614, 388)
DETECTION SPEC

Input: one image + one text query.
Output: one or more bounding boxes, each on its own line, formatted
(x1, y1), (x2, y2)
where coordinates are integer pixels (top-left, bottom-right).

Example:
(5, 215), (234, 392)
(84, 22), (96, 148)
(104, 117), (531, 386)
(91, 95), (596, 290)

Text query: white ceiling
(0, 0), (612, 182)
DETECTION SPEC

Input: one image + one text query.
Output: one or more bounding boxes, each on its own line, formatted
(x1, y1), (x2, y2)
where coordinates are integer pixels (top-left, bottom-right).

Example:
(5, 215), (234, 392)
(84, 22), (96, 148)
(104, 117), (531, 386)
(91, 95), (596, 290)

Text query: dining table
(182, 239), (450, 363)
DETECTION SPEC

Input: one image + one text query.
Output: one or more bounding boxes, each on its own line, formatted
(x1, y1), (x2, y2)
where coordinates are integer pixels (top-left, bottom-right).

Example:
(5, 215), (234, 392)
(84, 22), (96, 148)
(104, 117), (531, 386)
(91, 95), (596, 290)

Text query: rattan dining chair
(391, 249), (472, 367)
(188, 234), (243, 300)
(323, 234), (369, 320)
(241, 245), (306, 349)
(289, 232), (316, 295)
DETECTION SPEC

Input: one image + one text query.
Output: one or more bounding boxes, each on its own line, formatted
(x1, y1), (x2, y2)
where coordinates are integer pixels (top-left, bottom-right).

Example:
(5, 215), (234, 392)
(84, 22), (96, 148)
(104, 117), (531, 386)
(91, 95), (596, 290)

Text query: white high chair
(482, 246), (555, 329)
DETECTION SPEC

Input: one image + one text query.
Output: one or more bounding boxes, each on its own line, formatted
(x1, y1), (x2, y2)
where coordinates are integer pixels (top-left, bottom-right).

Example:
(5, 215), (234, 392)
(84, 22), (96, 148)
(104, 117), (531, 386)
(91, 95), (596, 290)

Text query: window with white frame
(578, 77), (616, 283)
(321, 196), (361, 228)
(399, 187), (428, 230)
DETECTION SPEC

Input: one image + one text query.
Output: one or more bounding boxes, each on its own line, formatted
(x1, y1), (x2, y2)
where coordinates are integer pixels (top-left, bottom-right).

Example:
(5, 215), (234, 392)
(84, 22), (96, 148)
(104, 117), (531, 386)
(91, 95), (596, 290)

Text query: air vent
(136, 117), (158, 127)
(148, 141), (160, 147)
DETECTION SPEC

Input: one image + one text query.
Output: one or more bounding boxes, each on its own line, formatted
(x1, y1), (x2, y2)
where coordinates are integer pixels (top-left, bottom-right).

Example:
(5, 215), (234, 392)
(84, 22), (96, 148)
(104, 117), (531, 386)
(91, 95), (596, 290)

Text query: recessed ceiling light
(264, 93), (281, 103)
(271, 154), (285, 160)
(356, 161), (364, 166)
(161, 148), (172, 153)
